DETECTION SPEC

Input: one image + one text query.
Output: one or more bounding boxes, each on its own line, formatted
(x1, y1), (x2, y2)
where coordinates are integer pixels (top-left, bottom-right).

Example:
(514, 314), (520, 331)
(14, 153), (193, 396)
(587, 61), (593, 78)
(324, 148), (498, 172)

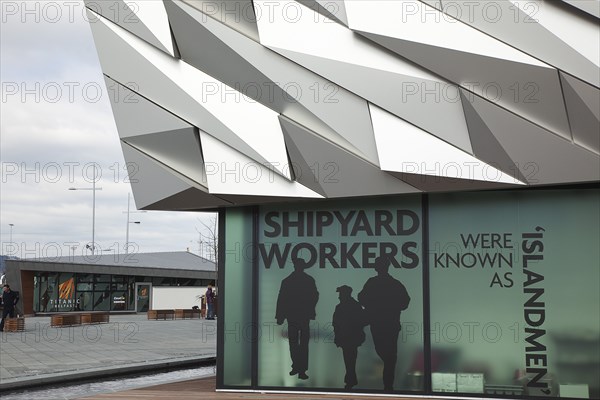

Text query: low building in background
(5, 251), (216, 315)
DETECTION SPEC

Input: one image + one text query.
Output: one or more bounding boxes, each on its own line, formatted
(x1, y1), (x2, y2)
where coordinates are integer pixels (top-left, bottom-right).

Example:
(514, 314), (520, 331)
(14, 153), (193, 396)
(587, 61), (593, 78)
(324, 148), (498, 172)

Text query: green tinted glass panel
(77, 292), (94, 311)
(38, 273), (54, 312)
(95, 274), (110, 282)
(429, 189), (600, 398)
(257, 197), (424, 393)
(222, 208), (253, 387)
(76, 273), (94, 291)
(93, 290), (111, 311)
(45, 273), (58, 312)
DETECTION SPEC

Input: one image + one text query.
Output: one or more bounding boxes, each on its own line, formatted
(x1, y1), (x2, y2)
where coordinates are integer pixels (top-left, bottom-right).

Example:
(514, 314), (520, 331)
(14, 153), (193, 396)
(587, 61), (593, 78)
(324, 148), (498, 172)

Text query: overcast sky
(0, 0), (216, 259)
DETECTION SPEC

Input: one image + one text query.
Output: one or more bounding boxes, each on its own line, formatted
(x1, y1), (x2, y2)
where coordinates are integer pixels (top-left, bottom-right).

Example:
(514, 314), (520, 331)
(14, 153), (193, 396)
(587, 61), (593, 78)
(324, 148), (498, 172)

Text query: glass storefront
(220, 188), (600, 399)
(32, 273), (212, 313)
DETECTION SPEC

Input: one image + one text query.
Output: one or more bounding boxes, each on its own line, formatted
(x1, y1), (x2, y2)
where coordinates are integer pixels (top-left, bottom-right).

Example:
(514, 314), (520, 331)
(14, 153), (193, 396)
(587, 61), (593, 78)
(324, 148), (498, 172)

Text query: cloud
(1, 0), (216, 258)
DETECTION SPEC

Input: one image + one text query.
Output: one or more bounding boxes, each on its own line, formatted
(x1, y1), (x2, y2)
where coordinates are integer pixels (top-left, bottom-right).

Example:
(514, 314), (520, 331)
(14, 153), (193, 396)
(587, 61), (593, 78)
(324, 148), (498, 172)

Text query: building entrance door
(135, 283), (151, 312)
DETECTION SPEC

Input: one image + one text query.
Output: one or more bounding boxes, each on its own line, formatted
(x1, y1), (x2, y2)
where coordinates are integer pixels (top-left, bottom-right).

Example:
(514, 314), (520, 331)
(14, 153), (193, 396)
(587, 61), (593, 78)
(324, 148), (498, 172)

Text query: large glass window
(93, 290), (111, 311)
(94, 274), (111, 291)
(77, 292), (94, 311)
(111, 275), (128, 291)
(257, 196), (424, 393)
(33, 273), (138, 313)
(76, 274), (94, 291)
(429, 189), (600, 398)
(152, 277), (176, 286)
(222, 208), (253, 387)
(220, 188), (600, 400)
(127, 277), (136, 310)
(42, 272), (58, 312)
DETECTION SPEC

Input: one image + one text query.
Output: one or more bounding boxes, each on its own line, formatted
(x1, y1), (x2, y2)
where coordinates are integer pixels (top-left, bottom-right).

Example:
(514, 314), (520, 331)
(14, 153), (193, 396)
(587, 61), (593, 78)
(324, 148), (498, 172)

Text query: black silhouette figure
(41, 289), (50, 312)
(275, 256), (319, 380)
(332, 285), (367, 390)
(0, 285), (19, 332)
(358, 256), (410, 392)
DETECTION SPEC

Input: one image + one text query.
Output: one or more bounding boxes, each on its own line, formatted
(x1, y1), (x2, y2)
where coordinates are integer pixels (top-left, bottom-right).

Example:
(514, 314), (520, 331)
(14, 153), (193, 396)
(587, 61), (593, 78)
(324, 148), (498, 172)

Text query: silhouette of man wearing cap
(358, 255), (410, 392)
(276, 256), (319, 380)
(333, 285), (367, 390)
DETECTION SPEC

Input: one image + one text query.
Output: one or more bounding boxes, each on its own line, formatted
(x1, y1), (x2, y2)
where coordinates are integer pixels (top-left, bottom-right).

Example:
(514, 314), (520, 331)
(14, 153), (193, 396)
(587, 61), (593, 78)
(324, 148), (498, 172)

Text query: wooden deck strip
(88, 377), (434, 399)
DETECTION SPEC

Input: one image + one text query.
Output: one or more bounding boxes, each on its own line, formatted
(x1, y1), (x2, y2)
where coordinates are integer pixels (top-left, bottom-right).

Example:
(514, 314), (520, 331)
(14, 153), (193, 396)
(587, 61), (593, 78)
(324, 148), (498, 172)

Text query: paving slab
(0, 314), (216, 391)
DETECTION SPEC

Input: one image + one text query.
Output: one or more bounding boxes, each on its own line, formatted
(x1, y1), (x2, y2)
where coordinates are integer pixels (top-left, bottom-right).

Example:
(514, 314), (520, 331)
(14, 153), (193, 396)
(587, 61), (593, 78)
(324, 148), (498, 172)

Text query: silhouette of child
(332, 285), (367, 389)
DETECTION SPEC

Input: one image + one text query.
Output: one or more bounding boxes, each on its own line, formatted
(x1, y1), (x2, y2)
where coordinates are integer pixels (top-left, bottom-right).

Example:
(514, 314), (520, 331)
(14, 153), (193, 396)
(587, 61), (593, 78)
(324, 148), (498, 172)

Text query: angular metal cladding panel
(460, 91), (529, 183)
(124, 128), (208, 189)
(279, 119), (328, 198)
(560, 72), (600, 154)
(369, 103), (523, 185)
(84, 0), (176, 56)
(165, 0), (376, 164)
(253, 0), (474, 155)
(181, 0), (260, 41)
(86, 8), (291, 180)
(347, 1), (572, 142)
(279, 115), (421, 198)
(83, 0), (600, 211)
(105, 75), (207, 187)
(560, 0), (600, 18)
(142, 187), (232, 211)
(421, 0), (600, 88)
(103, 76), (190, 139)
(462, 89), (600, 185)
(387, 173), (520, 193)
(199, 130), (324, 199)
(296, 0), (349, 25)
(120, 143), (210, 210)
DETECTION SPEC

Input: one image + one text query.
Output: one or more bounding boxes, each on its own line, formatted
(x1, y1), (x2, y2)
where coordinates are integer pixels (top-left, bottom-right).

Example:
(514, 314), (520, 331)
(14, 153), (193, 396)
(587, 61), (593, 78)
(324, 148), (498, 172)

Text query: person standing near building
(358, 256), (410, 392)
(275, 256), (319, 380)
(0, 284), (20, 332)
(205, 283), (215, 320)
(332, 285), (367, 390)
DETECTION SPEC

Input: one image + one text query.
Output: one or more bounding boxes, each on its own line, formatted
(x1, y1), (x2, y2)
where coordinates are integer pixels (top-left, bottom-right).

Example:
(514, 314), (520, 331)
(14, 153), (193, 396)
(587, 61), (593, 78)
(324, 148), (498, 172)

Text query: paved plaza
(0, 314), (216, 391)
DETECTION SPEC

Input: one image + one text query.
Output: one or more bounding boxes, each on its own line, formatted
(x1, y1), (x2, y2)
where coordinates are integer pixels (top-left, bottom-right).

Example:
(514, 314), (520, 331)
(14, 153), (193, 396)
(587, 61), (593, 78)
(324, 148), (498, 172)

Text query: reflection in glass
(93, 290), (111, 311)
(77, 273), (94, 291)
(77, 292), (93, 311)
(136, 284), (150, 312)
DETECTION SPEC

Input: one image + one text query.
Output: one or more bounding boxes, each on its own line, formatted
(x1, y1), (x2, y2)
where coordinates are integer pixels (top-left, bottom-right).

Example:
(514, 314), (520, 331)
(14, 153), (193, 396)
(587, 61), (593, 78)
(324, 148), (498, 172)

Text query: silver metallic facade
(86, 0), (600, 210)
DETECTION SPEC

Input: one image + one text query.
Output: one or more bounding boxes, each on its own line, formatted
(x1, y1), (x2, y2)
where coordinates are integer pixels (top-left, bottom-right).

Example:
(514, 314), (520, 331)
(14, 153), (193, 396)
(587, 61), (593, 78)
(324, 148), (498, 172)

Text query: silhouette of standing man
(358, 256), (410, 392)
(0, 284), (19, 332)
(333, 285), (367, 389)
(276, 256), (319, 380)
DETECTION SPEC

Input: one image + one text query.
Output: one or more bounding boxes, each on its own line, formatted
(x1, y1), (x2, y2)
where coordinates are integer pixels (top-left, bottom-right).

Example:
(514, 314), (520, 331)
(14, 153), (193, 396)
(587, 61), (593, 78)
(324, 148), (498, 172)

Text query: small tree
(196, 215), (218, 263)
(196, 214), (218, 288)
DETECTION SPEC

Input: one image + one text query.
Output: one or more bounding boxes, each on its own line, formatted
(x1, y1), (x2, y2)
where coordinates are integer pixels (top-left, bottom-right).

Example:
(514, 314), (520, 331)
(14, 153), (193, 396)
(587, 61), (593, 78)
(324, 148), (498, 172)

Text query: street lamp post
(8, 223), (14, 244)
(69, 164), (102, 255)
(124, 193), (145, 254)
